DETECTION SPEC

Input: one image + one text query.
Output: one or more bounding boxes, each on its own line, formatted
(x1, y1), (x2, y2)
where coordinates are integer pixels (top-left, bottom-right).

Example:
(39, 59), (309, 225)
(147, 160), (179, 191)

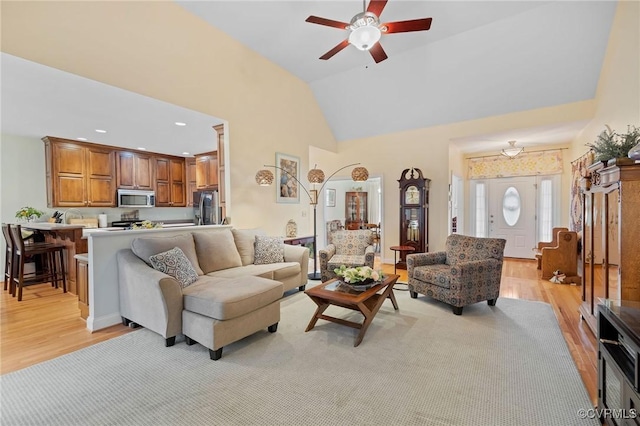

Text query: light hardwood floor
(0, 258), (597, 404)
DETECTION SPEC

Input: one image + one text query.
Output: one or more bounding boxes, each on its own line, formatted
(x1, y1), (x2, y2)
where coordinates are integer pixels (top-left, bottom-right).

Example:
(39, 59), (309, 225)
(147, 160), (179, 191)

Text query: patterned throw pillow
(254, 236), (285, 265)
(149, 247), (198, 288)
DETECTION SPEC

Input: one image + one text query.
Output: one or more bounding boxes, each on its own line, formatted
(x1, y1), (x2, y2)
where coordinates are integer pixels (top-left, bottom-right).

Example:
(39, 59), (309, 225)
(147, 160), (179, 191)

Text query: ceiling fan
(305, 0), (432, 63)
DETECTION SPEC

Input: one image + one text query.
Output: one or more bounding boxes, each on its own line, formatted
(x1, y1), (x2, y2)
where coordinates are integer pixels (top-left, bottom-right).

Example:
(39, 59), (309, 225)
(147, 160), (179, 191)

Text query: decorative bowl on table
(334, 265), (384, 291)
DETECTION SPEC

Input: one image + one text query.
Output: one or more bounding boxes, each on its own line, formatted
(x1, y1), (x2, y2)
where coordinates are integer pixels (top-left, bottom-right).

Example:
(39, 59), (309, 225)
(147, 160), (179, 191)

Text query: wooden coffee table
(303, 274), (399, 347)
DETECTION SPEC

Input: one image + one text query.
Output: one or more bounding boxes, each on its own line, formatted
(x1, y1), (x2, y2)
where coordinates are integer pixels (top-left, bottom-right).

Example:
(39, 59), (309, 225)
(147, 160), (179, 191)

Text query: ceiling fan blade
(383, 18), (432, 34)
(319, 40), (350, 60)
(369, 42), (388, 63)
(305, 15), (349, 30)
(367, 0), (388, 17)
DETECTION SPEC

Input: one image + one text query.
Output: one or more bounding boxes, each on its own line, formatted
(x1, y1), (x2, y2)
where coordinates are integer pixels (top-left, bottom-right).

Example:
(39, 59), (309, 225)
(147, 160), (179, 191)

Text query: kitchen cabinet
(345, 191), (368, 230)
(580, 160), (640, 335)
(195, 152), (218, 190)
(186, 158), (197, 207)
(75, 254), (89, 320)
(155, 156), (186, 207)
(43, 137), (116, 207)
(116, 151), (154, 190)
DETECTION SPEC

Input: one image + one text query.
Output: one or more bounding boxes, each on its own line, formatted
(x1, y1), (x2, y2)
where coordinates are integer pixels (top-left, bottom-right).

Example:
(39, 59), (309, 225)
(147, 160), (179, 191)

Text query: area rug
(0, 291), (597, 426)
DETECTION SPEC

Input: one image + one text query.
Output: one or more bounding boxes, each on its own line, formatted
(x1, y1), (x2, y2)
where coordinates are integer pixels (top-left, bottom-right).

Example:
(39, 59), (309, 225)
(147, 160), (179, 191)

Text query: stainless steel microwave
(117, 189), (155, 208)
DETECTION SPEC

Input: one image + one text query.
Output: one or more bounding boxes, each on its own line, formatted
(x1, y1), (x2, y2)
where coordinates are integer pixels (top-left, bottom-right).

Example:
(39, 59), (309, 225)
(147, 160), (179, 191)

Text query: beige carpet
(0, 289), (597, 426)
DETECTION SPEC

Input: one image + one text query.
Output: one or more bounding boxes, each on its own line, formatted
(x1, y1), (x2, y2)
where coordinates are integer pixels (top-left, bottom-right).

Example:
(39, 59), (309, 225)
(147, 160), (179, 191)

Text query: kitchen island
(22, 222), (87, 294)
(85, 224), (231, 331)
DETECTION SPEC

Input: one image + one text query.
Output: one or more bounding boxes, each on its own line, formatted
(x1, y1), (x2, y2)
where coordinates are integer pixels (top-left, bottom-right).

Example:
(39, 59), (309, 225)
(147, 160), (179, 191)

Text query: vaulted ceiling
(178, 0), (617, 150)
(1, 1), (618, 155)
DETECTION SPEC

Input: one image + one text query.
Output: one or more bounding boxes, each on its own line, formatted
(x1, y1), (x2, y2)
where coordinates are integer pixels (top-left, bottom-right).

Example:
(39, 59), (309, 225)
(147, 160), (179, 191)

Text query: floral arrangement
(131, 220), (163, 229)
(15, 206), (44, 221)
(586, 125), (640, 162)
(334, 265), (383, 284)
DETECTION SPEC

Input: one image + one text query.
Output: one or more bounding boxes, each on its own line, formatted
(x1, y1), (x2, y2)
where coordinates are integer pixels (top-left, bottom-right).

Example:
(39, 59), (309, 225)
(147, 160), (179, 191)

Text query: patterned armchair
(319, 230), (375, 282)
(407, 234), (506, 315)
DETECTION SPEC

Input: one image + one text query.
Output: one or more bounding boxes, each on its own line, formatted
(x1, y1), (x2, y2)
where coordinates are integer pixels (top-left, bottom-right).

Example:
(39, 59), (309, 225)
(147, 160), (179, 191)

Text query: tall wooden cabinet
(186, 158), (197, 207)
(155, 156), (186, 207)
(580, 160), (640, 334)
(213, 124), (226, 219)
(345, 192), (368, 230)
(43, 137), (116, 207)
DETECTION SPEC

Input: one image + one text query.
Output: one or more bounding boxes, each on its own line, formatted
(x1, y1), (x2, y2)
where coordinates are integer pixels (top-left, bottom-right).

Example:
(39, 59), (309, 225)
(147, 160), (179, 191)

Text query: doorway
(488, 177), (537, 258)
(321, 176), (383, 252)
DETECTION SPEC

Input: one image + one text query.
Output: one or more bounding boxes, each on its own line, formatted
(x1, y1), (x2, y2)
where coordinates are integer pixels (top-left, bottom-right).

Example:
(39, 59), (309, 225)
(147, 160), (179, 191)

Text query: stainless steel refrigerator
(193, 190), (220, 225)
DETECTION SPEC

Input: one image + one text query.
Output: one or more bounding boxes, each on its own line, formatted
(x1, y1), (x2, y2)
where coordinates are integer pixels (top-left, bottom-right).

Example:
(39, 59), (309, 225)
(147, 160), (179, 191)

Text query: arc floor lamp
(256, 162), (369, 280)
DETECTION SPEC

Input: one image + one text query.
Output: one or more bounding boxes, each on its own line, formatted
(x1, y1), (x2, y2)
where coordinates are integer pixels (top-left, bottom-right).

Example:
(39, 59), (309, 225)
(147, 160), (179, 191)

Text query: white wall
(0, 134), (48, 269)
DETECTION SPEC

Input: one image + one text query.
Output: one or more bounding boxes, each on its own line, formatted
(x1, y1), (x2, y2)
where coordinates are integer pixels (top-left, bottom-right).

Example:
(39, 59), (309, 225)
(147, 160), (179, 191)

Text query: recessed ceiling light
(95, 129), (107, 133)
(175, 122), (187, 126)
(182, 152), (190, 155)
(137, 147), (146, 151)
(77, 137), (87, 141)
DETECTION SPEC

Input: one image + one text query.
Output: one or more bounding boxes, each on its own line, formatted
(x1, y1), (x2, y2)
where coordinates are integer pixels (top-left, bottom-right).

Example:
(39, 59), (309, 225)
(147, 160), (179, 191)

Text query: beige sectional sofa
(117, 227), (309, 359)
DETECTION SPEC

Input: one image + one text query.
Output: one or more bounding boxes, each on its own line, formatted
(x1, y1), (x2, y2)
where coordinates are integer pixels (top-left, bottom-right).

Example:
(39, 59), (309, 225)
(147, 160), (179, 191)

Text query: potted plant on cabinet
(587, 125), (640, 164)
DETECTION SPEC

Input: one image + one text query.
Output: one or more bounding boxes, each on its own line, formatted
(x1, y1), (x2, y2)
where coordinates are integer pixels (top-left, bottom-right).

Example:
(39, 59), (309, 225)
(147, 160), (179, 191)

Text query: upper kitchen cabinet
(155, 156), (186, 207)
(186, 158), (197, 207)
(195, 151), (218, 190)
(43, 137), (116, 207)
(116, 151), (154, 190)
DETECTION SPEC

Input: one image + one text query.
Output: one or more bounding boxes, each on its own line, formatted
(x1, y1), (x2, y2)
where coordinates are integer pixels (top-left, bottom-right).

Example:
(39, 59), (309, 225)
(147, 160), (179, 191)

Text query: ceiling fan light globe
(349, 25), (381, 51)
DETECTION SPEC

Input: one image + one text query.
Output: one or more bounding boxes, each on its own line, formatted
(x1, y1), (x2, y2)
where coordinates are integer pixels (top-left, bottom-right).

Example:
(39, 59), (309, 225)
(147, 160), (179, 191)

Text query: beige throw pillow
(231, 228), (266, 266)
(254, 236), (285, 265)
(131, 233), (203, 275)
(193, 229), (242, 273)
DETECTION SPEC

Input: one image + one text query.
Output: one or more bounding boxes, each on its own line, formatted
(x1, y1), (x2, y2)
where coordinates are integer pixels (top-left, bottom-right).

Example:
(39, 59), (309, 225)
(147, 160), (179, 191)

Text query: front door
(489, 177), (536, 258)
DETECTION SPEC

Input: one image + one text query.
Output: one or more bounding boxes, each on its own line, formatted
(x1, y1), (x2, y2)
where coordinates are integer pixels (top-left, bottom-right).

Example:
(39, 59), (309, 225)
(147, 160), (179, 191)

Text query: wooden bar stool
(2, 223), (14, 291)
(8, 224), (67, 301)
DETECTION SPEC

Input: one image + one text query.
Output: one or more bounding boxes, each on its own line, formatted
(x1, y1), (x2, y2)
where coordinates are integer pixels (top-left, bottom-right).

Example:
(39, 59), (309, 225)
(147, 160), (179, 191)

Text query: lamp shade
(308, 168), (325, 184)
(351, 166), (369, 181)
(255, 169), (274, 186)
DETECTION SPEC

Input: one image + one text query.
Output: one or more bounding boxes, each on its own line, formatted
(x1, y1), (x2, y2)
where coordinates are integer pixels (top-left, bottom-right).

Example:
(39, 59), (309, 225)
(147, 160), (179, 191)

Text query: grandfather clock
(398, 168), (430, 266)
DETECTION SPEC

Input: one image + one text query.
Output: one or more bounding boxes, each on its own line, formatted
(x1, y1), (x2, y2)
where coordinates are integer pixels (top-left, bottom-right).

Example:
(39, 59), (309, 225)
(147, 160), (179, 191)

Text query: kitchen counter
(82, 222), (196, 237)
(21, 222), (85, 231)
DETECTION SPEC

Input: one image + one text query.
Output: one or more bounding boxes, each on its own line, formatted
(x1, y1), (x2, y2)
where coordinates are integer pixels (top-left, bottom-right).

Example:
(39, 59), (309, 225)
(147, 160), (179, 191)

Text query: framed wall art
(325, 188), (336, 207)
(275, 152), (300, 204)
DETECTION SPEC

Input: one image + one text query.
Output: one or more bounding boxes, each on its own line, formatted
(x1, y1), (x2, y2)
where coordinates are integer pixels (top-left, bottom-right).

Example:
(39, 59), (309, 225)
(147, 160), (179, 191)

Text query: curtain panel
(570, 151), (594, 232)
(467, 149), (564, 180)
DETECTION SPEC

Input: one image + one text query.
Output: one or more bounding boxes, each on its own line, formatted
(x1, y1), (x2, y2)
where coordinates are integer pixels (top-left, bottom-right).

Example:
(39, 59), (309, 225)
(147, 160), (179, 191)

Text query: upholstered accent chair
(319, 230), (375, 282)
(407, 234), (506, 315)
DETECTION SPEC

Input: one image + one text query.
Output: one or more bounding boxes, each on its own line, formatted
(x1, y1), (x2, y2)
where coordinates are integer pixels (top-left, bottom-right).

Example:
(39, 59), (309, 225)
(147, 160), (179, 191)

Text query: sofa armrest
(117, 249), (184, 339)
(283, 244), (309, 278)
(364, 245), (375, 267)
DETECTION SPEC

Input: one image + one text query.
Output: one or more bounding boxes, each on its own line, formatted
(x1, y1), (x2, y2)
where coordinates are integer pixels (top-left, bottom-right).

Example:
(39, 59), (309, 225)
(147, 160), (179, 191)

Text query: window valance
(467, 149), (563, 180)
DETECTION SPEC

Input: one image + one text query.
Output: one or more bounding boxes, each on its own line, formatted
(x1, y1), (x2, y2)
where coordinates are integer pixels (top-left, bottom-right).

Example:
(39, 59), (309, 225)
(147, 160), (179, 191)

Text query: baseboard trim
(87, 312), (122, 332)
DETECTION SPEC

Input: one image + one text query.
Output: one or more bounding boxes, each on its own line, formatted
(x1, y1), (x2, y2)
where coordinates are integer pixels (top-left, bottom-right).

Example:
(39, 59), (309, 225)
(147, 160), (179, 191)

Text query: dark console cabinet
(598, 300), (640, 425)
